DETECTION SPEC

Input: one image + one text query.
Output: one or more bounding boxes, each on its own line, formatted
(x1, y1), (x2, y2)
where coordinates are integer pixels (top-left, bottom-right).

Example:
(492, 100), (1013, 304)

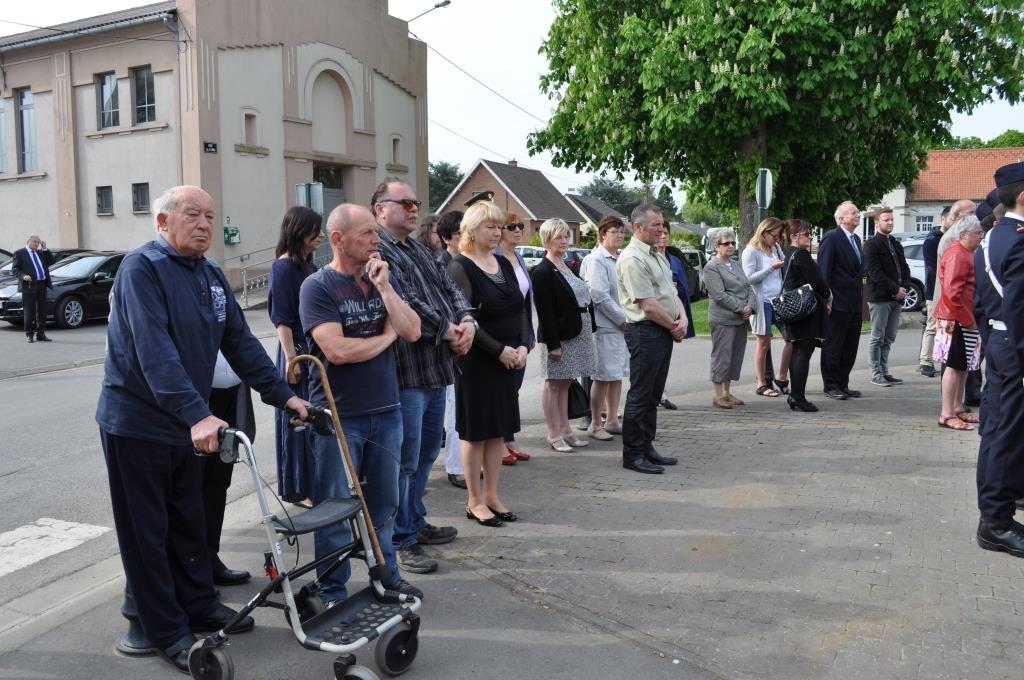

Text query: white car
(897, 236), (927, 312)
(515, 246), (545, 271)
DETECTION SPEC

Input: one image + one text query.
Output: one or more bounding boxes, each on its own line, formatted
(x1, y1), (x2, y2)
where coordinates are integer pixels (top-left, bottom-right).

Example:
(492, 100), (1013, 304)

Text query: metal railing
(239, 243), (333, 307)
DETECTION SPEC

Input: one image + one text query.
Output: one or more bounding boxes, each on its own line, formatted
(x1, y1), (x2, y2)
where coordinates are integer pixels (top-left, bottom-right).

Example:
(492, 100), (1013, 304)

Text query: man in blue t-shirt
(299, 204), (422, 606)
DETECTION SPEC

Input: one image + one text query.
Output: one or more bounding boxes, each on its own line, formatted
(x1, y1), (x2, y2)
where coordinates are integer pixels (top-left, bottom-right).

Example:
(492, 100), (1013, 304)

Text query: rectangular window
(96, 186), (113, 215)
(244, 112), (257, 145)
(15, 89), (36, 173)
(132, 182), (150, 212)
(392, 137), (400, 164)
(97, 73), (119, 129)
(915, 215), (934, 232)
(132, 66), (155, 124)
(0, 99), (6, 174)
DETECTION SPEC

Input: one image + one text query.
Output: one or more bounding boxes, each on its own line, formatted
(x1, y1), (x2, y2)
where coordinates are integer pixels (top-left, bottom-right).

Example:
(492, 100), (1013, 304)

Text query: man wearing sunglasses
(372, 179), (477, 575)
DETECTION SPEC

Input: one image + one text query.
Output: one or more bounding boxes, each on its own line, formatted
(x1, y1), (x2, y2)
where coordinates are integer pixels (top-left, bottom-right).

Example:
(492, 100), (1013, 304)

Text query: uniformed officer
(975, 162), (1024, 557)
(96, 185), (310, 673)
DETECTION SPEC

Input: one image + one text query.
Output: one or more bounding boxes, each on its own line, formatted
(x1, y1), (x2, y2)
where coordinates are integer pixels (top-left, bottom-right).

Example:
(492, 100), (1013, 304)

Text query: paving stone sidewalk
(428, 363), (1018, 680)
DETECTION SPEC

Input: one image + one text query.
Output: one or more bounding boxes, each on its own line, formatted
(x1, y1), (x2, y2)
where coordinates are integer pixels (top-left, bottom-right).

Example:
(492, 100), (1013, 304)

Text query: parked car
(516, 245), (545, 271)
(0, 249), (12, 268)
(0, 248), (91, 287)
(0, 251), (124, 328)
(673, 247), (708, 301)
(898, 236), (927, 313)
(564, 248), (590, 275)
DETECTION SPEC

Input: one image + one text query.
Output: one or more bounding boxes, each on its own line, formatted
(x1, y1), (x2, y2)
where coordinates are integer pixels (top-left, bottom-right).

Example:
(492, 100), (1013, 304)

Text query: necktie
(28, 250), (44, 280)
(849, 233), (860, 262)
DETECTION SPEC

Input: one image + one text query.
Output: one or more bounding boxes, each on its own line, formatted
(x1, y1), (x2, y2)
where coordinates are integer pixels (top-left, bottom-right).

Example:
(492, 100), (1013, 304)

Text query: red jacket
(935, 241), (976, 328)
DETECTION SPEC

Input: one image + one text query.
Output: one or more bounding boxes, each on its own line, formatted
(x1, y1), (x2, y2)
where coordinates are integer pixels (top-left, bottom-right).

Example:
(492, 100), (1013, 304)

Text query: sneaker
(417, 523), (457, 545)
(919, 364), (936, 377)
(870, 375), (890, 387)
(576, 415), (592, 431)
(386, 578), (424, 600)
(397, 545), (438, 574)
(883, 374), (904, 385)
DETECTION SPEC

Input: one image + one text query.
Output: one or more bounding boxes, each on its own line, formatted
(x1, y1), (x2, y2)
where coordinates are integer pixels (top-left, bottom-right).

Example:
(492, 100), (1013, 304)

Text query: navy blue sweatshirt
(96, 236), (293, 445)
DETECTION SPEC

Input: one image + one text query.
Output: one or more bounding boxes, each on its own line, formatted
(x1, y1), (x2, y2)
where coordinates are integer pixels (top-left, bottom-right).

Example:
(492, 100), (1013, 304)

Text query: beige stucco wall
(0, 91), (59, 246)
(373, 73), (416, 191)
(217, 46), (287, 263)
(75, 70), (179, 251)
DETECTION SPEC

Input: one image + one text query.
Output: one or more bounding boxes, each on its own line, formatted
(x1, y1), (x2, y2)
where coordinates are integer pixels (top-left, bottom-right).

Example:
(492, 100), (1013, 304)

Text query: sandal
(774, 379), (790, 394)
(955, 410), (980, 424)
(755, 384), (781, 397)
(938, 416), (974, 431)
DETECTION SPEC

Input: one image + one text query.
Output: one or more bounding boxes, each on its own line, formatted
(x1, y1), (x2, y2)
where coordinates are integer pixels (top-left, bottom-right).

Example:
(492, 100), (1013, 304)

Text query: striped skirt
(933, 319), (981, 372)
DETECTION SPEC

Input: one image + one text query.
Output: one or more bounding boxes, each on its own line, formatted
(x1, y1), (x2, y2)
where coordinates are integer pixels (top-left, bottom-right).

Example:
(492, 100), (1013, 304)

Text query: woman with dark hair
(416, 214), (441, 257)
(268, 205), (322, 506)
(781, 219), (832, 412)
(436, 210), (468, 488)
(496, 210), (536, 464)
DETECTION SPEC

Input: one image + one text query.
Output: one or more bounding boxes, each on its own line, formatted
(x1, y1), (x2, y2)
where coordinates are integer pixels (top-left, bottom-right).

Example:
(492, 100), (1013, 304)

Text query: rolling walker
(188, 354), (421, 680)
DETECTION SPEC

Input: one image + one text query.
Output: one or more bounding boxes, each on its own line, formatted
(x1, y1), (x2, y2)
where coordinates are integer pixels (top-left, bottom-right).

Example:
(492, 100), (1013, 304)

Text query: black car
(0, 248), (91, 287)
(564, 248), (590, 276)
(0, 251), (124, 329)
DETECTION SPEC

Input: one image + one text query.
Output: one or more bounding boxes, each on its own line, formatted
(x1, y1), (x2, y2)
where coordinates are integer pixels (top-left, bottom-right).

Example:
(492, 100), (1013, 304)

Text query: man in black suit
(817, 201), (864, 400)
(863, 207), (911, 387)
(11, 234), (55, 343)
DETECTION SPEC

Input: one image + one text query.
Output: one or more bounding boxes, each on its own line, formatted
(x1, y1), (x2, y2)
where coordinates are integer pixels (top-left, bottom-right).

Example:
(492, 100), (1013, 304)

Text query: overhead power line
(0, 17), (179, 43)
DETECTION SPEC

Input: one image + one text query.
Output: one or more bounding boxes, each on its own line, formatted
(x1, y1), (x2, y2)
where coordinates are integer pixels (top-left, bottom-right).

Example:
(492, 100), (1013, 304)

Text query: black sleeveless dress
(452, 254), (526, 441)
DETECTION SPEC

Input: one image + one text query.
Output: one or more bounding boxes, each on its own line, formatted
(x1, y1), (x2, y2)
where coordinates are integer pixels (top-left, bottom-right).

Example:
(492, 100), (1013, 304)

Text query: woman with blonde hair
(531, 218), (596, 451)
(742, 217), (792, 397)
(447, 201), (528, 526)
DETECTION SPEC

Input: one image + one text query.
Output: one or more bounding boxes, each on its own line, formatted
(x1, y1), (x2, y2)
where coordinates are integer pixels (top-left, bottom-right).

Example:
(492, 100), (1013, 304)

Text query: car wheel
(902, 281), (924, 313)
(56, 296), (85, 329)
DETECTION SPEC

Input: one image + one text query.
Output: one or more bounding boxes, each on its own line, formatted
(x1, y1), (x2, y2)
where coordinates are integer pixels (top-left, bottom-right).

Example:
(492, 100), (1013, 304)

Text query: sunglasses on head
(505, 222), (525, 231)
(379, 198), (422, 211)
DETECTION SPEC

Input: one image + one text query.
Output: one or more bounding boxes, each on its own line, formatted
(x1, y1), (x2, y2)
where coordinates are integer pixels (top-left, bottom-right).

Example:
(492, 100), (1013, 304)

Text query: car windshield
(903, 243), (923, 260)
(51, 255), (107, 278)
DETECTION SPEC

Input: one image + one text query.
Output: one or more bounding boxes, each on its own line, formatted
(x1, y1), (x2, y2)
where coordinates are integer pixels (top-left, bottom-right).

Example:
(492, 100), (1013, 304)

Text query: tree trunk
(737, 123), (768, 244)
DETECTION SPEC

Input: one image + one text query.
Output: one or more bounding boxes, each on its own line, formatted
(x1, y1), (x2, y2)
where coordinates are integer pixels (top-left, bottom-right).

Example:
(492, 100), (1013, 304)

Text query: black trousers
(101, 430), (217, 647)
(976, 329), (1024, 522)
(788, 339), (818, 402)
(820, 310), (861, 391)
(22, 280), (47, 336)
(621, 322), (673, 461)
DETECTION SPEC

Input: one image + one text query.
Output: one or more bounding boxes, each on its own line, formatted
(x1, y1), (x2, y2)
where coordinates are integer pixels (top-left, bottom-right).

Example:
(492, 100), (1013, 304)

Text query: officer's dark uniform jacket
(96, 235), (291, 444)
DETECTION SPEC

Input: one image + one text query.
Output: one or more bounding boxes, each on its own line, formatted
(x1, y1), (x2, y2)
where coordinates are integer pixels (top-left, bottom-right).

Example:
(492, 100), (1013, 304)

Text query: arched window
(311, 71), (350, 155)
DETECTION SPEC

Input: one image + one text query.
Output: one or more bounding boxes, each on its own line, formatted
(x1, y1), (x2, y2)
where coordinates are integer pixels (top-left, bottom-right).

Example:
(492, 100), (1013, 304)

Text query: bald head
(326, 203), (381, 268)
(327, 204), (374, 235)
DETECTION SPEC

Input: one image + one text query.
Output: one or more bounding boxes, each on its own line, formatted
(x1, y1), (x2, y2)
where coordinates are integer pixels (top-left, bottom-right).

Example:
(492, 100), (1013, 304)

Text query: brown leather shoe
(712, 397), (733, 409)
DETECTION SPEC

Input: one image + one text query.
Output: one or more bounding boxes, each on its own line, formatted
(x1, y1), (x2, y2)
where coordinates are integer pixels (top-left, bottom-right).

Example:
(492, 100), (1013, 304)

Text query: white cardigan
(741, 243), (785, 336)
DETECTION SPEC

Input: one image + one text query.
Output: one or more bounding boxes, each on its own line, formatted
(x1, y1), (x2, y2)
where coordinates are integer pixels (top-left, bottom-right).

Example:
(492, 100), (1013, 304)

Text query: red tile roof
(908, 147), (1024, 202)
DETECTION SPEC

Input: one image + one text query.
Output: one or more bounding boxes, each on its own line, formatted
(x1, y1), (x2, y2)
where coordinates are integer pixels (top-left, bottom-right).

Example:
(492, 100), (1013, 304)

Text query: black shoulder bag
(770, 251), (818, 324)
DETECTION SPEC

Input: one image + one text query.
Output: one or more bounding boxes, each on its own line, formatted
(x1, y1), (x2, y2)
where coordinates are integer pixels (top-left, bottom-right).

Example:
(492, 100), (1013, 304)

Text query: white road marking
(0, 518), (111, 578)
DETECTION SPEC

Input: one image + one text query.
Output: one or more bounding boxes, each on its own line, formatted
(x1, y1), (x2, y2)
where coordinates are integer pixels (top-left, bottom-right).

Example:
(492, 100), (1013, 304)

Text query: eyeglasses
(796, 232), (812, 238)
(378, 198), (422, 211)
(719, 241), (736, 246)
(505, 222), (525, 231)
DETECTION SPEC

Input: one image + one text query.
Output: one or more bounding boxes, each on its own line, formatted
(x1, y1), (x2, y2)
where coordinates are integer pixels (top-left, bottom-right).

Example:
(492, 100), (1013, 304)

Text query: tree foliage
(937, 129), (1024, 149)
(428, 161), (462, 212)
(529, 1), (1023, 239)
(578, 176), (679, 219)
(681, 199), (734, 227)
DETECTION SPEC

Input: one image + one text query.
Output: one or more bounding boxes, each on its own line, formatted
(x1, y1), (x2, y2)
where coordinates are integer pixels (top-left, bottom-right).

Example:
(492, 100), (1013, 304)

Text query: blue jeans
(394, 387), (446, 549)
(310, 410), (402, 602)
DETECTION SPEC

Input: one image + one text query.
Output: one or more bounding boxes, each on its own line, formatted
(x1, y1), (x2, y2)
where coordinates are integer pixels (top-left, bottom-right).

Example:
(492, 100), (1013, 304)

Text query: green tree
(428, 161), (462, 212)
(985, 129), (1024, 148)
(681, 200), (731, 227)
(579, 176), (641, 215)
(938, 135), (985, 149)
(529, 1), (1023, 240)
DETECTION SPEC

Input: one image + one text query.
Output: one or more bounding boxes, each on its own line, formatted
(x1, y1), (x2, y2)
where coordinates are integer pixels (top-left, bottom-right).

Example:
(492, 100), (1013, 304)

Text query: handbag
(771, 253), (818, 324)
(567, 378), (589, 420)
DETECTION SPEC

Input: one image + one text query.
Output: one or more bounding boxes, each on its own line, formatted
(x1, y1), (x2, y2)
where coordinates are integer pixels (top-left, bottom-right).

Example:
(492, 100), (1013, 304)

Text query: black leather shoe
(156, 633), (195, 674)
(487, 506), (518, 522)
(787, 397), (819, 412)
(659, 398), (678, 410)
(191, 602), (255, 634)
(36, 334), (52, 342)
(919, 364), (937, 377)
(977, 518), (1024, 557)
(645, 448), (677, 466)
(841, 388), (862, 398)
(623, 457), (663, 474)
(213, 566), (251, 587)
(823, 388), (847, 400)
(447, 473), (467, 489)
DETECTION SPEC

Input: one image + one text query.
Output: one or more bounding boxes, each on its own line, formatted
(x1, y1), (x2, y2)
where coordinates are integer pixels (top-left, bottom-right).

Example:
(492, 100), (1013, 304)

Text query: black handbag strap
(780, 249), (796, 292)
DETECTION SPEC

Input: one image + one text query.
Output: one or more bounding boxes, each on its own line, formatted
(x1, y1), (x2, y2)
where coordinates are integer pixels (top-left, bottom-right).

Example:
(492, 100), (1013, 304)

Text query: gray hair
(630, 203), (661, 227)
(950, 214), (981, 240)
(709, 227), (737, 248)
(152, 188), (180, 230)
(834, 201), (856, 226)
(539, 218), (570, 247)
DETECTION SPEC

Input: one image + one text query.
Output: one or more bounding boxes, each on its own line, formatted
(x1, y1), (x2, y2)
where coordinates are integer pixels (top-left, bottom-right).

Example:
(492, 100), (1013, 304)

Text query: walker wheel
(343, 664), (379, 680)
(374, 622), (418, 676)
(188, 640), (234, 680)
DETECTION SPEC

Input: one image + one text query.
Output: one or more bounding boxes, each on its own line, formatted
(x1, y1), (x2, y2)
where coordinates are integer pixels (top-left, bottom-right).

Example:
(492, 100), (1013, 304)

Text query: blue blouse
(268, 258), (314, 351)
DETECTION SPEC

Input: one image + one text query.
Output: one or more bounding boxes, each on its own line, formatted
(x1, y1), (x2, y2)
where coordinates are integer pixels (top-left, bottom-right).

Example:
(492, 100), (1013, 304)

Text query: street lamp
(407, 0), (451, 23)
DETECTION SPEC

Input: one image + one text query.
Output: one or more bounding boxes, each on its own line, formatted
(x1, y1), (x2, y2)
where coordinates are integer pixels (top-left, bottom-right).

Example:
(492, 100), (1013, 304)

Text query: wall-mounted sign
(224, 226), (240, 244)
(203, 142), (218, 153)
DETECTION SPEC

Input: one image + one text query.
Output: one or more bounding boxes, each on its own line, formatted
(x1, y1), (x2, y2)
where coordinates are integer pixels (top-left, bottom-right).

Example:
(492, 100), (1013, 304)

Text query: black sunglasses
(719, 241), (736, 246)
(378, 198), (422, 210)
(505, 222), (525, 231)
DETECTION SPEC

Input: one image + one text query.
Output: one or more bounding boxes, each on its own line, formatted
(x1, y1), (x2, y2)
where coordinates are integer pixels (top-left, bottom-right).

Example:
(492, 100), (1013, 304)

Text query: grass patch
(691, 296), (872, 335)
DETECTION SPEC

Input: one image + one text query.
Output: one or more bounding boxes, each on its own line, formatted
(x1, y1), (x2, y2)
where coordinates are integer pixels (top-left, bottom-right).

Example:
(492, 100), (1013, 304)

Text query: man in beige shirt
(616, 204), (687, 474)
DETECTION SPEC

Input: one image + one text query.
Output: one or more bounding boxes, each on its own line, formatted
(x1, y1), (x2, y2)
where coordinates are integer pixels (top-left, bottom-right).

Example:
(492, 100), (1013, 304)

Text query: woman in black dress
(782, 219), (832, 412)
(448, 201), (528, 527)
